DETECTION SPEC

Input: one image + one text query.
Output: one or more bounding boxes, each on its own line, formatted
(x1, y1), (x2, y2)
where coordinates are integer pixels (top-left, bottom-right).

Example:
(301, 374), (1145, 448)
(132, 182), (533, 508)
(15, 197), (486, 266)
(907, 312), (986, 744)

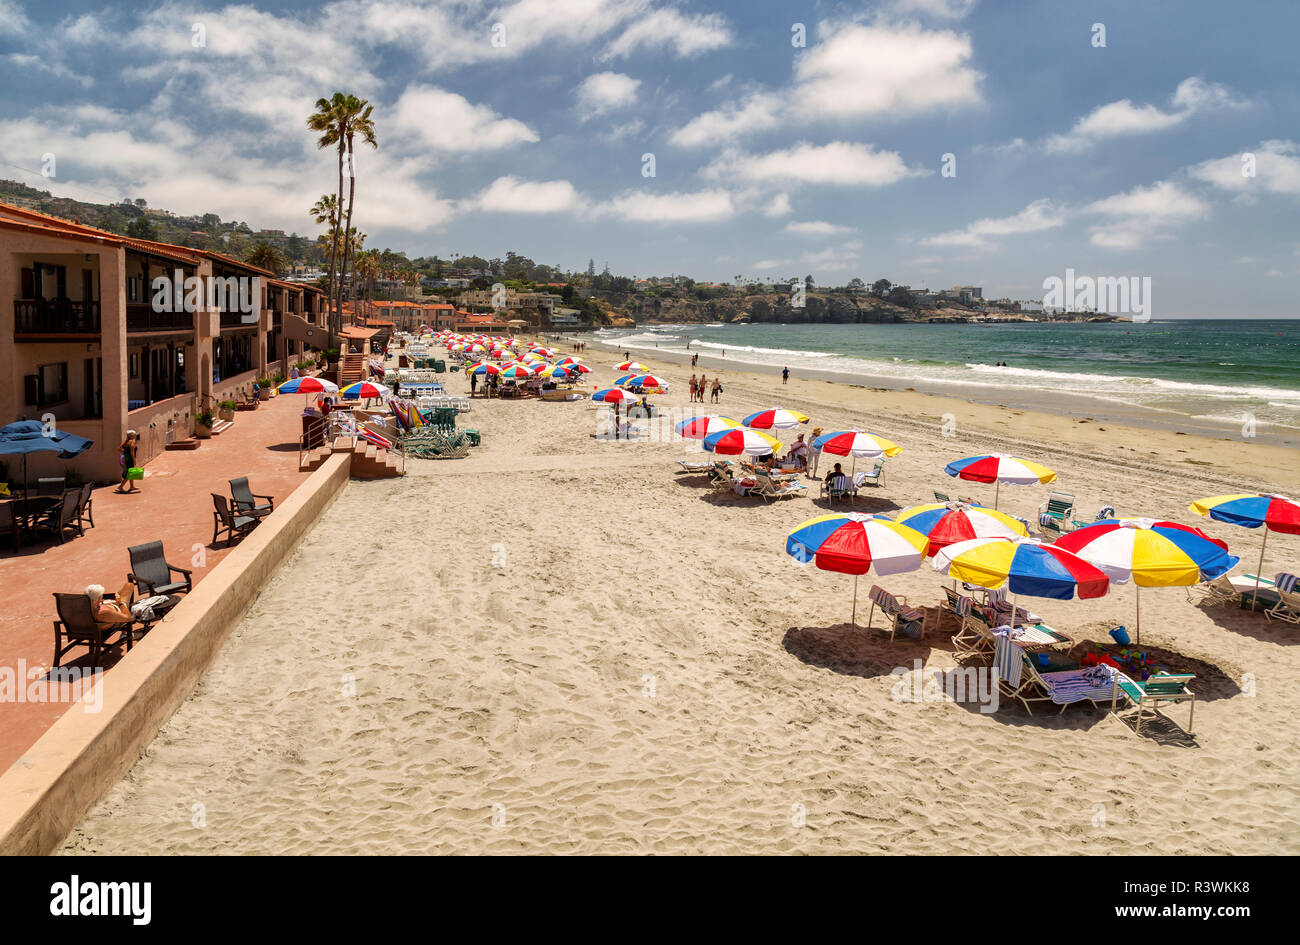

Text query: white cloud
(922, 198), (1066, 248)
(389, 85), (538, 153)
(762, 193), (792, 217)
(671, 21), (981, 148)
(785, 221), (855, 236)
(1082, 180), (1209, 249)
(604, 8), (731, 59)
(1189, 140), (1300, 196)
(574, 71), (640, 114)
(754, 258), (791, 269)
(705, 141), (926, 187)
(800, 241), (863, 272)
(1045, 77), (1247, 153)
(669, 93), (783, 148)
(883, 0), (979, 18)
(598, 188), (735, 223)
(469, 176), (585, 214)
(0, 0), (30, 35)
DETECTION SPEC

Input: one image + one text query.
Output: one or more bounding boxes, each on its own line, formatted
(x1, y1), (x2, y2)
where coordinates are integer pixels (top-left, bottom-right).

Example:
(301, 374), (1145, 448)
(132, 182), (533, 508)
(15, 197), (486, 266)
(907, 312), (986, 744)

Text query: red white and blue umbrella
(811, 429), (902, 459)
(592, 387), (639, 403)
(625, 373), (669, 392)
(498, 363), (535, 380)
(944, 453), (1057, 509)
(278, 376), (338, 394)
(1189, 494), (1300, 605)
(340, 381), (389, 399)
(896, 502), (1029, 557)
(933, 536), (1110, 601)
(743, 407), (810, 430)
(786, 513), (930, 626)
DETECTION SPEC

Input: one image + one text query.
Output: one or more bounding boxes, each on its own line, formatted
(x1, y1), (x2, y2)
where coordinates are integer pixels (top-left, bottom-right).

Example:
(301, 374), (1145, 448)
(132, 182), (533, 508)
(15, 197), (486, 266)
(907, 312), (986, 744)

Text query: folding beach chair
(1112, 672), (1195, 735)
(987, 587), (1040, 627)
(751, 473), (807, 502)
(950, 596), (994, 657)
(996, 631), (1123, 716)
(1037, 491), (1077, 532)
(865, 585), (926, 642)
(856, 459), (885, 488)
(825, 473), (855, 505)
(1186, 574), (1241, 608)
(1265, 572), (1300, 624)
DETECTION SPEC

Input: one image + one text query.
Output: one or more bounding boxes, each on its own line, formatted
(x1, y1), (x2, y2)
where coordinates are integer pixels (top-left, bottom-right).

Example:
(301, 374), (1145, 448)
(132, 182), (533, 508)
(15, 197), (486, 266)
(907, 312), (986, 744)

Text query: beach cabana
(944, 454), (1057, 510)
(1189, 494), (1300, 607)
(1054, 518), (1239, 642)
(785, 513), (930, 628)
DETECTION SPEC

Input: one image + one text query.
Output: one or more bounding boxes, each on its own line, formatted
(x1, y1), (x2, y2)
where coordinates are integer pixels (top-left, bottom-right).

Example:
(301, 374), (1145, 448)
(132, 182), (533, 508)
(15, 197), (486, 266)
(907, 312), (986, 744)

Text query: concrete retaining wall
(0, 451), (352, 855)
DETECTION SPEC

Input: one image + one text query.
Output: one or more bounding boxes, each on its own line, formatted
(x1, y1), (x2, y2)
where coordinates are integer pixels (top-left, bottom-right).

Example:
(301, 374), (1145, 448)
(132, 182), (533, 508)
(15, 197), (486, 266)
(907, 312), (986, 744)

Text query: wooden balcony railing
(13, 299), (101, 334)
(127, 303), (193, 333)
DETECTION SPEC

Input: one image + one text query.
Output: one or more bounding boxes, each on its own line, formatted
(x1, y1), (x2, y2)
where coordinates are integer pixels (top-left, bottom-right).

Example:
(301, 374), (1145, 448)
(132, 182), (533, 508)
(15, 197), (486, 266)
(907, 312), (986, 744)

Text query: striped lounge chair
(1112, 672), (1196, 735)
(866, 585), (926, 642)
(1265, 572), (1300, 624)
(994, 630), (1123, 716)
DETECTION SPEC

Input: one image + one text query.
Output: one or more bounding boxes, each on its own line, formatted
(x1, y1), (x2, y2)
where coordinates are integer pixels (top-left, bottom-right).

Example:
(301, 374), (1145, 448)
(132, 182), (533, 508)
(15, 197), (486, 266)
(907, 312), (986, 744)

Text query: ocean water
(591, 319), (1300, 432)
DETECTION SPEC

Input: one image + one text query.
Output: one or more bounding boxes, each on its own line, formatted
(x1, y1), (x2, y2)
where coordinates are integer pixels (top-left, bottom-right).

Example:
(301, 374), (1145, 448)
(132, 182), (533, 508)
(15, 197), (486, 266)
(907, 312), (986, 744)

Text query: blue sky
(2, 0), (1298, 314)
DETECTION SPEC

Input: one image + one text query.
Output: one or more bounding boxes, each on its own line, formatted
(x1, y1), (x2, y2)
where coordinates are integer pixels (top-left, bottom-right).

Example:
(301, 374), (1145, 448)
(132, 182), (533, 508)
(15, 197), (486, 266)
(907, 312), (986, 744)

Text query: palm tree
(309, 193), (340, 324)
(307, 95), (348, 343)
(338, 95), (377, 326)
(246, 241), (286, 276)
(354, 250), (380, 316)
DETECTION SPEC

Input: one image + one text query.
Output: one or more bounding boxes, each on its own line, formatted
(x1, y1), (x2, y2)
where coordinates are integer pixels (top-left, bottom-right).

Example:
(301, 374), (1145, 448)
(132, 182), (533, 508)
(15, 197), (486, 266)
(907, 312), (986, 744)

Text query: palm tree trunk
(332, 141), (345, 345)
(341, 138), (358, 333)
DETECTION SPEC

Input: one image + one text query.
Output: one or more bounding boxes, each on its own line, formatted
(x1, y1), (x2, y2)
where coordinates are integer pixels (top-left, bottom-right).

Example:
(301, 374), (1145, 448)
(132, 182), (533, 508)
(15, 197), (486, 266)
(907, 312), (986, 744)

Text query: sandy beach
(61, 344), (1300, 855)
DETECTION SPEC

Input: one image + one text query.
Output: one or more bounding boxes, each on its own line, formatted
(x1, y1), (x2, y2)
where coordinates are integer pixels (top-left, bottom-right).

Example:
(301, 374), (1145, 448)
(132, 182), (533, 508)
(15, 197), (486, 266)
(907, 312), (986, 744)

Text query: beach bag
(126, 467), (144, 481)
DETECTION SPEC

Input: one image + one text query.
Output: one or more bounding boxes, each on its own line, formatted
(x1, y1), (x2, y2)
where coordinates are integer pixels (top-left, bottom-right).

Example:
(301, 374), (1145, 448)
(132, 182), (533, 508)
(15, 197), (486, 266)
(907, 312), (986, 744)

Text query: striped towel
(1038, 665), (1120, 704)
(993, 631), (1022, 688)
(361, 428), (393, 450)
(1276, 572), (1298, 594)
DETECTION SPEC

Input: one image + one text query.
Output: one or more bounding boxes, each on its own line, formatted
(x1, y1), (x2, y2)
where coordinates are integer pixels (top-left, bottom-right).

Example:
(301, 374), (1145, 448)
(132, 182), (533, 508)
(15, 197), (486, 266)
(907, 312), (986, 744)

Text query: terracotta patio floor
(0, 395), (315, 774)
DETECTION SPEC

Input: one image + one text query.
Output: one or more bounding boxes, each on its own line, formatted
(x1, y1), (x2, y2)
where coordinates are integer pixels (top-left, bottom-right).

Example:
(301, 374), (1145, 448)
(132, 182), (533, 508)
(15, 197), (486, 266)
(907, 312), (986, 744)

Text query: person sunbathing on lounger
(86, 583), (132, 628)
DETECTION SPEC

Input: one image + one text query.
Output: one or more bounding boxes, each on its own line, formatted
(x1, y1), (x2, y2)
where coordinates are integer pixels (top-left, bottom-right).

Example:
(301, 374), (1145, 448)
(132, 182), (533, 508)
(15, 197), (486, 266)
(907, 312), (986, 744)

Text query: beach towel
(131, 594), (171, 623)
(361, 428), (393, 450)
(993, 630), (1022, 688)
(1038, 665), (1121, 705)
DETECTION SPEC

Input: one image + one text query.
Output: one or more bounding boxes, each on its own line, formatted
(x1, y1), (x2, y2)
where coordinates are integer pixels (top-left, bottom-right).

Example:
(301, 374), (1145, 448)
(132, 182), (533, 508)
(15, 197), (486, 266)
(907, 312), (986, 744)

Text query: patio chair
(825, 473), (855, 505)
(1112, 672), (1195, 735)
(0, 502), (18, 551)
(865, 584), (926, 642)
(211, 494), (260, 547)
(52, 591), (133, 668)
(1264, 572), (1300, 624)
(229, 477), (275, 519)
(128, 540), (194, 597)
(752, 473), (807, 502)
(37, 477), (66, 497)
(75, 482), (95, 531)
(38, 490), (83, 543)
(950, 595), (995, 657)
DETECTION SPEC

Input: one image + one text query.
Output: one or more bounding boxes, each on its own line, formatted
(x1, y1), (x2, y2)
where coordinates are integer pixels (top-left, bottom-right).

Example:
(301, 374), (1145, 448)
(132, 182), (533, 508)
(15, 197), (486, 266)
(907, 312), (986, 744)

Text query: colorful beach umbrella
(592, 387), (639, 403)
(933, 536), (1110, 601)
(675, 415), (741, 439)
(1054, 517), (1239, 641)
(785, 513), (930, 626)
(615, 360), (646, 372)
(811, 429), (903, 459)
(702, 427), (782, 456)
(625, 373), (668, 392)
(1189, 494), (1300, 606)
(277, 376), (338, 394)
(339, 381), (389, 399)
(465, 361), (501, 375)
(944, 454), (1057, 509)
(896, 502), (1029, 556)
(498, 364), (535, 380)
(743, 407), (811, 430)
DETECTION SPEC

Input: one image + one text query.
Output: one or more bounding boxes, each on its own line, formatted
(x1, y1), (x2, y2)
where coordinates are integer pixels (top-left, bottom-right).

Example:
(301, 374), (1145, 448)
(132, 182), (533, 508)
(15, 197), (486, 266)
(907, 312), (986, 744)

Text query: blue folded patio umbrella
(0, 420), (94, 500)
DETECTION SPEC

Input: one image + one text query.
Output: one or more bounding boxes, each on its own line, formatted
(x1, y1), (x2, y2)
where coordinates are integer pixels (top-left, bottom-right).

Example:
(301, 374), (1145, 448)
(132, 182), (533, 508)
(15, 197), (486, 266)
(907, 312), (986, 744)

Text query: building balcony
(127, 303), (194, 333)
(219, 308), (259, 329)
(13, 299), (101, 335)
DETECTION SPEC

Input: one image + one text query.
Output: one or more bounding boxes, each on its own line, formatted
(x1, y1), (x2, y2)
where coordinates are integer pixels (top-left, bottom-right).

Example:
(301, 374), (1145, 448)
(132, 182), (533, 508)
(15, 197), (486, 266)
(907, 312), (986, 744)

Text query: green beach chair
(1113, 673), (1195, 736)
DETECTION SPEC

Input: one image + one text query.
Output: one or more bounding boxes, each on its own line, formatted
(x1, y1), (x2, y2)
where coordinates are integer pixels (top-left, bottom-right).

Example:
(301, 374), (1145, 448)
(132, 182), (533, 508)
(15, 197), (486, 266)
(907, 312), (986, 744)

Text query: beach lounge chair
(987, 587), (1040, 627)
(676, 459), (715, 474)
(825, 473), (855, 505)
(995, 631), (1123, 716)
(211, 494), (260, 547)
(1265, 572), (1300, 624)
(1186, 574), (1241, 607)
(934, 491), (950, 503)
(37, 490), (83, 544)
(752, 473), (807, 501)
(950, 596), (994, 657)
(52, 591), (133, 668)
(128, 540), (194, 597)
(865, 585), (926, 641)
(229, 477), (275, 519)
(1112, 672), (1195, 735)
(708, 462), (735, 486)
(1037, 491), (1077, 532)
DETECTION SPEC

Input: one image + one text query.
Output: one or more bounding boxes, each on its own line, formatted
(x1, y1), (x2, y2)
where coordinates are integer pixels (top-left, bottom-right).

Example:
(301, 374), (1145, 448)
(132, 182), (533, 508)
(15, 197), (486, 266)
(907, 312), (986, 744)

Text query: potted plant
(218, 400), (237, 421)
(256, 376), (273, 400)
(195, 408), (215, 439)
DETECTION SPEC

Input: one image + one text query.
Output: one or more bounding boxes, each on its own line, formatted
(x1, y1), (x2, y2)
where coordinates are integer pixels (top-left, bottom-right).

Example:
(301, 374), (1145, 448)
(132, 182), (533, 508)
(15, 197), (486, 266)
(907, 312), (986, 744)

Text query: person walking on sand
(689, 373), (698, 402)
(782, 366), (790, 385)
(698, 374), (707, 403)
(117, 430), (139, 493)
(711, 377), (721, 403)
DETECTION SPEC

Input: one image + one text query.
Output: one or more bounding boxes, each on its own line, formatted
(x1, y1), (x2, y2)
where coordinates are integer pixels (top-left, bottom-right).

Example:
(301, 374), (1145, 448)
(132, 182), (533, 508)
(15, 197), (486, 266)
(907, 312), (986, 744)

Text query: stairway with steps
(298, 433), (402, 478)
(338, 351), (367, 388)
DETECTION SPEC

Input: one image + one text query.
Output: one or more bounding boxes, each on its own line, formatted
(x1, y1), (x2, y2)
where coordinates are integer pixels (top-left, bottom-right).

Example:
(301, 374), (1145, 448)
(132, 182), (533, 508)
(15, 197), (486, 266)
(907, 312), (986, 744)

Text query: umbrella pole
(851, 575), (859, 628)
(1252, 531), (1269, 610)
(994, 480), (1000, 511)
(1135, 585), (1141, 645)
